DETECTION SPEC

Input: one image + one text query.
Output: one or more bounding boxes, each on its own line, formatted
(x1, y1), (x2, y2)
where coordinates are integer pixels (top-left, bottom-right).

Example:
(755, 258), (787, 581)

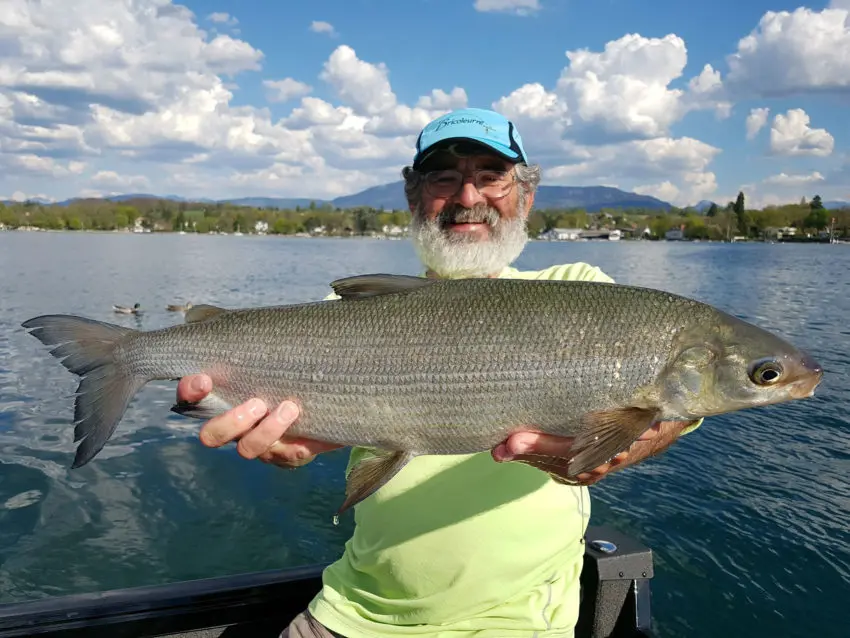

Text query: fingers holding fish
(199, 398), (343, 467)
(258, 437), (344, 468)
(173, 373), (338, 467)
(492, 426), (659, 485)
(494, 437), (630, 486)
(197, 398), (269, 449)
(176, 374), (213, 404)
(233, 400), (298, 460)
(636, 422), (664, 441)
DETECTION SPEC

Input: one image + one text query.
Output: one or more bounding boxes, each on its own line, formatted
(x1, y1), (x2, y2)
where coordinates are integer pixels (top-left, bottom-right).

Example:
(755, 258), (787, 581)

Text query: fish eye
(748, 359), (784, 386)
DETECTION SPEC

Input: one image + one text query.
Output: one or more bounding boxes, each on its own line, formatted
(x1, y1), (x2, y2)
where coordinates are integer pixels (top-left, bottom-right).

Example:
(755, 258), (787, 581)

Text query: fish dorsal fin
(330, 274), (435, 300)
(185, 304), (228, 324)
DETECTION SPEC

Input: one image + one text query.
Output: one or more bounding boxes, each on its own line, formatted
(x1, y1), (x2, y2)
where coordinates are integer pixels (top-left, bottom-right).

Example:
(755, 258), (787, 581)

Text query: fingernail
(493, 443), (511, 461)
(190, 376), (207, 392)
(247, 399), (265, 417)
(510, 438), (532, 455)
(276, 401), (298, 422)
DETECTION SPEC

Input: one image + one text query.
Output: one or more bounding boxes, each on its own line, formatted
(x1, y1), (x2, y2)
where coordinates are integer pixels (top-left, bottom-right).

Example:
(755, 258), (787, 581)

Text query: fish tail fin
(21, 314), (148, 468)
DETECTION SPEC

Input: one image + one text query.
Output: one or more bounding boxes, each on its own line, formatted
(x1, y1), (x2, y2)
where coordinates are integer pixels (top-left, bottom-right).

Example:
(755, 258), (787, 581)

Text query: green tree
(803, 208), (829, 231)
(734, 191), (748, 236)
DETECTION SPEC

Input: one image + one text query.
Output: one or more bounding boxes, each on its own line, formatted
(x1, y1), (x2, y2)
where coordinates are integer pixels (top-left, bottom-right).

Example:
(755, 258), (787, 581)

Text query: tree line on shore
(1, 191), (846, 240)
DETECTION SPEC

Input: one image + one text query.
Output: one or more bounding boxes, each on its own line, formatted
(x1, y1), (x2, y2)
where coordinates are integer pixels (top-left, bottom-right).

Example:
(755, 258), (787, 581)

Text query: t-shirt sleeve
(533, 262), (616, 284)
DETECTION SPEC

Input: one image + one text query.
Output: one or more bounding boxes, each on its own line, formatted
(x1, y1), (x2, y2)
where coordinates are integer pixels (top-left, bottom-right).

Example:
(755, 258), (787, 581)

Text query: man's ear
(525, 189), (535, 214)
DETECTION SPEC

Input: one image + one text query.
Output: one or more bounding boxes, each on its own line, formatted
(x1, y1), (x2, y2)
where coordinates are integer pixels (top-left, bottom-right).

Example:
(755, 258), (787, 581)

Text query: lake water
(0, 232), (847, 637)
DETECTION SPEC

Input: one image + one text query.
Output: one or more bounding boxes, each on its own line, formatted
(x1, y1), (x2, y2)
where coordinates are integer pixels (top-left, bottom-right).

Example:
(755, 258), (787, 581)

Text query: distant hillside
(331, 181), (671, 212)
(5, 188), (847, 213)
(7, 182), (672, 212)
(691, 200), (716, 213)
(331, 182), (406, 210)
(532, 185), (670, 211)
(220, 196), (330, 209)
(824, 200), (850, 210)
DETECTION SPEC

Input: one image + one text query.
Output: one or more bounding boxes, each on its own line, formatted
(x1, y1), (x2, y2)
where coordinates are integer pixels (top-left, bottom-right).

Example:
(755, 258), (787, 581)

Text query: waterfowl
(113, 303), (143, 315)
(166, 302), (193, 312)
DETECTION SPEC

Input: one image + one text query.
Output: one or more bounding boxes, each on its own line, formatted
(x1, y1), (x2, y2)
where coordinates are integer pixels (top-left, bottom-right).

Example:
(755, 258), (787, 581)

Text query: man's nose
(451, 180), (487, 208)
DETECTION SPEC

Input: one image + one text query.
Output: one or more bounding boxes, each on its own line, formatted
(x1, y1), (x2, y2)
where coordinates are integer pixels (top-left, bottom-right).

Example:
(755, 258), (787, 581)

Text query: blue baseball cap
(412, 107), (529, 170)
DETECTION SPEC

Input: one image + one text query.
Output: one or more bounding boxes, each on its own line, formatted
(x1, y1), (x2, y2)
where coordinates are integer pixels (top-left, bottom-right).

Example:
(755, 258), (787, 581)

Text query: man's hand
(177, 374), (342, 468)
(492, 420), (694, 486)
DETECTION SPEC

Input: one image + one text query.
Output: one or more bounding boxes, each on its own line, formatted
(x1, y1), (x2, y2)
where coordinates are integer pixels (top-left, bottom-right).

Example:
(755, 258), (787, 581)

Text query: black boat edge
(0, 524), (654, 638)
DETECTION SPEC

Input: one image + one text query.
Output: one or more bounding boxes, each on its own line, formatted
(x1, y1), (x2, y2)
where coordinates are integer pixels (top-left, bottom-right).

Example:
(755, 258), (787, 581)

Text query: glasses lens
(425, 170), (514, 198)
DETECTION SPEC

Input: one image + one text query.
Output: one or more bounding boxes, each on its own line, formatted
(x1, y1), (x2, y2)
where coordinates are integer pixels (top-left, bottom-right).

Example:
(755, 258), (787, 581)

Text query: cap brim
(413, 136), (521, 169)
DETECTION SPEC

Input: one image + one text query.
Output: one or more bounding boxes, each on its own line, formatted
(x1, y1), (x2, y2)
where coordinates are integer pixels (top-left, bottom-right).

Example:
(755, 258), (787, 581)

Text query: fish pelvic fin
(170, 393), (234, 420)
(330, 274), (436, 300)
(184, 304), (228, 324)
(568, 406), (661, 477)
(21, 314), (147, 469)
(338, 449), (416, 515)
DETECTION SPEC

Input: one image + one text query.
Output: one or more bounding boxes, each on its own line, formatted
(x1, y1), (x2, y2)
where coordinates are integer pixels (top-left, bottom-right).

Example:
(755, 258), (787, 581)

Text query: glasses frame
(422, 168), (517, 201)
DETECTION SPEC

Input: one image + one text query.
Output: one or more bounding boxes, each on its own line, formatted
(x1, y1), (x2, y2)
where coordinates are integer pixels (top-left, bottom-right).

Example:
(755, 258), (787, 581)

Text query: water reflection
(0, 233), (848, 638)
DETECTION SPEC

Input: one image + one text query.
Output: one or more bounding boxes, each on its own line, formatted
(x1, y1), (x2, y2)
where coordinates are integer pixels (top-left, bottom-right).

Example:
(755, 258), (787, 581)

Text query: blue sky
(0, 0), (847, 207)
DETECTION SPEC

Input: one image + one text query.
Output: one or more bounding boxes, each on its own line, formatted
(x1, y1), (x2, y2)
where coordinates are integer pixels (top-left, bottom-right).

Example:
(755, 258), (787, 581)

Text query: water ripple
(0, 234), (848, 638)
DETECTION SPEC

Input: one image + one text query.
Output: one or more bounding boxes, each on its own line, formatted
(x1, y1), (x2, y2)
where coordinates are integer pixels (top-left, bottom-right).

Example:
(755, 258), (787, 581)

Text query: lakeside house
(665, 226), (685, 241)
(763, 226), (797, 240)
(538, 227), (622, 241)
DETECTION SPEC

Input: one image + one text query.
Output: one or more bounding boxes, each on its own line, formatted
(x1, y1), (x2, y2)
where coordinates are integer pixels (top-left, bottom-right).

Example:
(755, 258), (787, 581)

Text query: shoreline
(0, 227), (845, 244)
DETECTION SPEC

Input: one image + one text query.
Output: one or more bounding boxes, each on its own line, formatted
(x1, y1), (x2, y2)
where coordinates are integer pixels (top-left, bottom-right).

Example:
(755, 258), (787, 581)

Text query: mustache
(436, 204), (501, 229)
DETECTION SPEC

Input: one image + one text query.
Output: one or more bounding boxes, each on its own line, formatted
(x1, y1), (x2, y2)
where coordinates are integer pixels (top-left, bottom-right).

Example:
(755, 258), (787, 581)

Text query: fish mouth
(788, 351), (824, 399)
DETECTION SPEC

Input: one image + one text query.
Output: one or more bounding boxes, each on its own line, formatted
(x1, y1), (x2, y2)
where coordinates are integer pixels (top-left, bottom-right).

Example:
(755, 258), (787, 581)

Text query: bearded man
(176, 108), (700, 638)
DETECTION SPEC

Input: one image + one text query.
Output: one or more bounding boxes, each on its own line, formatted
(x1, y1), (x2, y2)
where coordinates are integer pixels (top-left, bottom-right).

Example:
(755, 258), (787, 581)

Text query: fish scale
(22, 273), (823, 514)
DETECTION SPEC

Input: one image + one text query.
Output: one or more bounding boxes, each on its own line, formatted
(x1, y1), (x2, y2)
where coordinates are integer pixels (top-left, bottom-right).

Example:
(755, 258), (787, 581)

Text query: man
(177, 108), (700, 637)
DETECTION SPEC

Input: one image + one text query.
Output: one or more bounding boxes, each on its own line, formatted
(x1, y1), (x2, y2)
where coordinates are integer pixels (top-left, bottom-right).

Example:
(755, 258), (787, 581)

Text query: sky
(0, 0), (848, 209)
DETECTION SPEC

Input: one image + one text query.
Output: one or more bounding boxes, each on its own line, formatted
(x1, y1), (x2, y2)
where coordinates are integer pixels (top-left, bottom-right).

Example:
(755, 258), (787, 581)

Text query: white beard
(409, 202), (529, 278)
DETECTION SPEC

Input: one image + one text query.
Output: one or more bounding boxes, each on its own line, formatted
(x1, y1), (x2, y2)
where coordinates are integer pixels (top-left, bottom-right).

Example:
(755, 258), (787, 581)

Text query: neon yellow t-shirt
(308, 263), (696, 637)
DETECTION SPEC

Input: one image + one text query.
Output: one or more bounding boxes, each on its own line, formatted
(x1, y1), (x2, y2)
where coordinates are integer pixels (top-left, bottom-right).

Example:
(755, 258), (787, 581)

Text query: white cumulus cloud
(207, 12), (238, 27)
(0, 0), (845, 208)
(770, 108), (834, 157)
(90, 170), (151, 190)
(263, 78), (313, 103)
(544, 137), (721, 206)
(762, 171), (825, 187)
(474, 0), (540, 15)
(746, 107), (770, 140)
(310, 21), (337, 36)
(725, 7), (850, 97)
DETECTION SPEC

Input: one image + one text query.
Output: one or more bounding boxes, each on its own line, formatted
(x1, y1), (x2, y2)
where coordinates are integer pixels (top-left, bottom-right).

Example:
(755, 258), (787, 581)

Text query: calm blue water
(0, 232), (847, 637)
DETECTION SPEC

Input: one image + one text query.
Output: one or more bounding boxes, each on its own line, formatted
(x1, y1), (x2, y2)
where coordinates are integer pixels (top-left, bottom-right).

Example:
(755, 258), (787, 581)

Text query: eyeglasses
(423, 168), (516, 200)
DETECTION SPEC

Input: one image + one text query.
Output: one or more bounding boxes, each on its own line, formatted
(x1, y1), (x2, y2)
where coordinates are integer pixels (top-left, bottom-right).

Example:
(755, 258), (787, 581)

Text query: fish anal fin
(170, 393), (234, 420)
(568, 406), (661, 477)
(185, 304), (228, 324)
(330, 274), (435, 300)
(338, 450), (415, 514)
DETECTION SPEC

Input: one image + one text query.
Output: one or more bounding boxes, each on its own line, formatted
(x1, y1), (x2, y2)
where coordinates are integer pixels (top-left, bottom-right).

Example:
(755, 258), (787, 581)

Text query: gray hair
(402, 162), (542, 213)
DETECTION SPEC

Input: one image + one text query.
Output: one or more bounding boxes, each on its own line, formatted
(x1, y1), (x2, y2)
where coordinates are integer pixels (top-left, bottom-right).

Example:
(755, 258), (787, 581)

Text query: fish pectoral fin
(568, 406), (661, 477)
(330, 274), (436, 300)
(184, 304), (228, 324)
(170, 393), (233, 420)
(338, 449), (415, 515)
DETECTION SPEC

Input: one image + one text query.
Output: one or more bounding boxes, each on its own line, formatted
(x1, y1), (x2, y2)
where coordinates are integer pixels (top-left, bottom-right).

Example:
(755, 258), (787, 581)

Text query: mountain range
(8, 182), (673, 212)
(5, 181), (848, 212)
